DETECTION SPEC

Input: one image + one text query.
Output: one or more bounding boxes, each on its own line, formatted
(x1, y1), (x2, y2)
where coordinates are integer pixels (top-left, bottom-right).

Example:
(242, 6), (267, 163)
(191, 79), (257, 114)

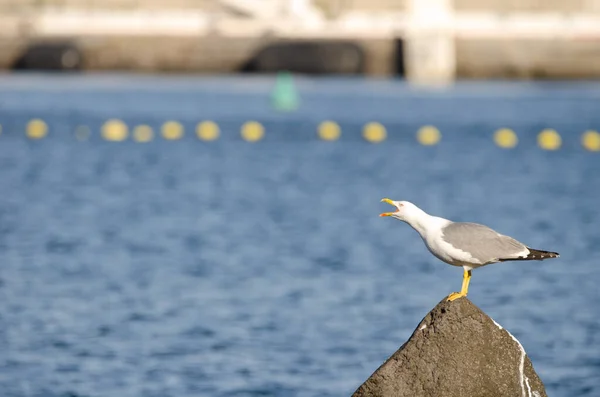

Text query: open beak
(379, 198), (397, 217)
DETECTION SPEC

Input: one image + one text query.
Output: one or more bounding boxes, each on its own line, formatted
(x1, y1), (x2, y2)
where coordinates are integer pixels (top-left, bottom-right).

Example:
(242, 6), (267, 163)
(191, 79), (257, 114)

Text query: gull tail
(499, 248), (560, 262)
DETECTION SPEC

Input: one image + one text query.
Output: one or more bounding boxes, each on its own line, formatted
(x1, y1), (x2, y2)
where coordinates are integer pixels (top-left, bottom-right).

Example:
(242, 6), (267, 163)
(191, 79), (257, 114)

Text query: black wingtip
(498, 248), (559, 262)
(525, 248), (560, 260)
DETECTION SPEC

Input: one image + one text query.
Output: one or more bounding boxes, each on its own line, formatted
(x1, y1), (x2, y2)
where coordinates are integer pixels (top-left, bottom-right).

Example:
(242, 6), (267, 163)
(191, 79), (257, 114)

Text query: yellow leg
(447, 269), (472, 301)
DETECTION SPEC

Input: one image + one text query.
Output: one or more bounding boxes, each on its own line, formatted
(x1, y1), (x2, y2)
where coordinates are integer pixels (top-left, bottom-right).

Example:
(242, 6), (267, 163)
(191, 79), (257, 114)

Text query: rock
(352, 297), (547, 397)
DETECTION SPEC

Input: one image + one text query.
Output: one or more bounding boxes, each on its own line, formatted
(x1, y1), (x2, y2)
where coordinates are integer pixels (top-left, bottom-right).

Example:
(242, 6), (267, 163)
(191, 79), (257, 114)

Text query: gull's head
(379, 198), (422, 222)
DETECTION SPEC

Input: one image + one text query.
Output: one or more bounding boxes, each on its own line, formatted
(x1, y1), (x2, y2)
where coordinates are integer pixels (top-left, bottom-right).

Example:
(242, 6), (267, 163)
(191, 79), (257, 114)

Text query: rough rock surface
(352, 297), (547, 397)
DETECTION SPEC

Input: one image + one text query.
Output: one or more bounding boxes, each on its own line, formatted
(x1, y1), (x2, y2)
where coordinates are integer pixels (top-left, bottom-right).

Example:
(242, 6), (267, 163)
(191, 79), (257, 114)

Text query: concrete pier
(2, 1), (600, 82)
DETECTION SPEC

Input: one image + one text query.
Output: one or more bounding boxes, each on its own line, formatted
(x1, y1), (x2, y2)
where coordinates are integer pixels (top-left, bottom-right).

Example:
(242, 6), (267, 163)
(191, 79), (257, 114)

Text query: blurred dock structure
(2, 0), (600, 83)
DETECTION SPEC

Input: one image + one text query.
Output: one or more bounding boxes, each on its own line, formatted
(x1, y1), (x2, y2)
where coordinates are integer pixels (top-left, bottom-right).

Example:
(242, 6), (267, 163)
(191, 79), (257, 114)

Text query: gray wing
(441, 222), (528, 264)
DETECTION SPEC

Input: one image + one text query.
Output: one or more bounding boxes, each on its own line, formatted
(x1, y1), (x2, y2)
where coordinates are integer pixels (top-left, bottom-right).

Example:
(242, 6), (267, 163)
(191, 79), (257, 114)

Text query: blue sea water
(0, 74), (599, 397)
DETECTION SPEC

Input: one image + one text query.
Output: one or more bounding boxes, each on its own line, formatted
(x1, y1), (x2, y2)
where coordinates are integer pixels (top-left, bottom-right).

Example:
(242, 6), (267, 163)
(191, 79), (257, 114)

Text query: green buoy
(271, 71), (299, 111)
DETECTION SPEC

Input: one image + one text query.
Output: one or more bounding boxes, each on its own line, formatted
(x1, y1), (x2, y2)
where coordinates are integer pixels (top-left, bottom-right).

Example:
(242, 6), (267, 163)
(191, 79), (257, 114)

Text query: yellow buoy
(318, 121), (341, 141)
(363, 122), (386, 143)
(241, 121), (264, 142)
(102, 119), (128, 141)
(416, 125), (441, 146)
(582, 130), (600, 152)
(196, 121), (220, 141)
(133, 125), (154, 143)
(26, 119), (48, 139)
(493, 128), (518, 149)
(537, 129), (562, 150)
(74, 125), (91, 141)
(161, 121), (184, 140)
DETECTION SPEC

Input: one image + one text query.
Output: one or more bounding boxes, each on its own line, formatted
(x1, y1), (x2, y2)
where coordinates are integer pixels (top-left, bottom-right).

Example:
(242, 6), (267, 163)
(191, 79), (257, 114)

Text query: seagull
(379, 198), (559, 301)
